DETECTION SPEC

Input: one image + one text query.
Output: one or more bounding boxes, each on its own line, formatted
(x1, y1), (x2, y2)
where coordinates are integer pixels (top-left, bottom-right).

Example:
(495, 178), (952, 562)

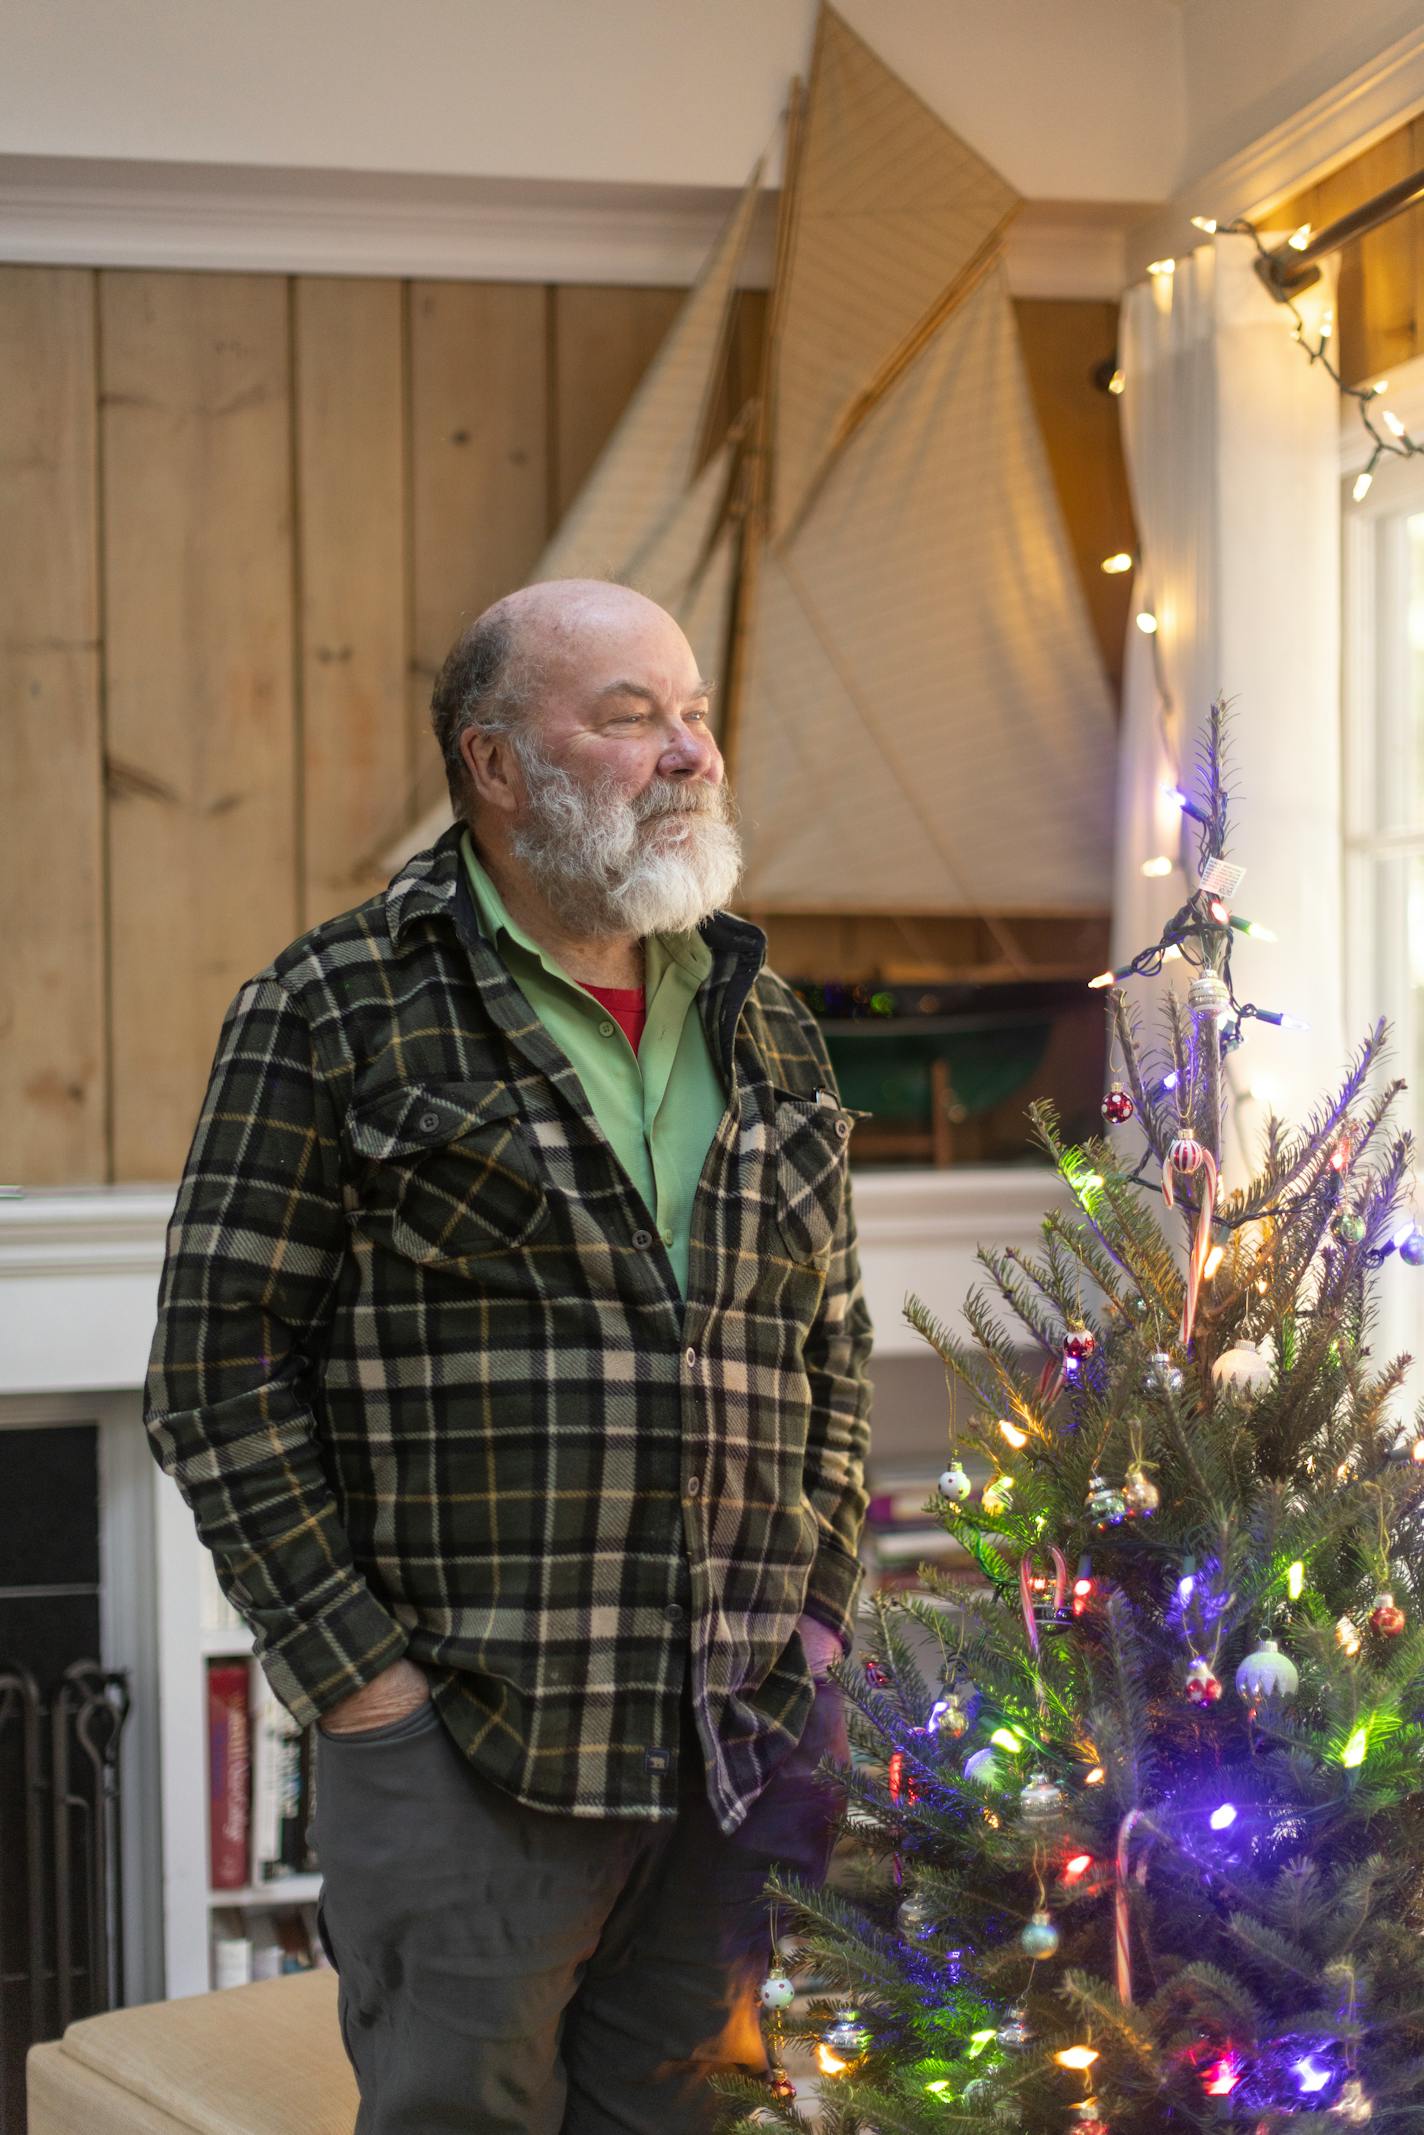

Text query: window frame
(1340, 352), (1424, 1395)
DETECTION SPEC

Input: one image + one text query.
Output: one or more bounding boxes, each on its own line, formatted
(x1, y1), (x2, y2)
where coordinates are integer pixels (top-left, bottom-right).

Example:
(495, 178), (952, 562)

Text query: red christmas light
(886, 1749), (919, 1806)
(1202, 2053), (1242, 2097)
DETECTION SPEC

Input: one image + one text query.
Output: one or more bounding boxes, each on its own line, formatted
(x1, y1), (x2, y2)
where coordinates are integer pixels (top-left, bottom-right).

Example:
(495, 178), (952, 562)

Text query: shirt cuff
(800, 1540), (864, 1656)
(255, 1582), (412, 1729)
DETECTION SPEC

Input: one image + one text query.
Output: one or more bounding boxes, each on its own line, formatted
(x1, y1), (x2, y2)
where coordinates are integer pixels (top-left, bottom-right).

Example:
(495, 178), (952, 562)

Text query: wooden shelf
(200, 1625), (255, 1657)
(209, 1875), (322, 1908)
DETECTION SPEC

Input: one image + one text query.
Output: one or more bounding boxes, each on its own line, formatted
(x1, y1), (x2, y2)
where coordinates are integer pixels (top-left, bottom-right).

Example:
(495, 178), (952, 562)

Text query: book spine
(208, 1660), (251, 1892)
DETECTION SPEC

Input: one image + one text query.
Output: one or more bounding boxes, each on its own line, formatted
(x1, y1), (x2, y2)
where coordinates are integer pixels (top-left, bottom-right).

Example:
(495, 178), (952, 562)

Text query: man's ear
(461, 727), (520, 818)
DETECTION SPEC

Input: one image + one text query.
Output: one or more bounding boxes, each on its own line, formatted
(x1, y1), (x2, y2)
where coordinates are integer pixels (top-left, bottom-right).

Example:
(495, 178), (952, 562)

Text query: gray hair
(428, 607), (546, 820)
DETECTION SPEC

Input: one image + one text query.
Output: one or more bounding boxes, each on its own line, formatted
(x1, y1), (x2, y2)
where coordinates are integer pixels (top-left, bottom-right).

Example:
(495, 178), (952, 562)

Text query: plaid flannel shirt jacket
(143, 817), (875, 1835)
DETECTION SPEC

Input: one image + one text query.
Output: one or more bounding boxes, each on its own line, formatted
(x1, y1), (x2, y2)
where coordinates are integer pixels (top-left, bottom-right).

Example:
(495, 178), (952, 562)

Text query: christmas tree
(714, 702), (1424, 2134)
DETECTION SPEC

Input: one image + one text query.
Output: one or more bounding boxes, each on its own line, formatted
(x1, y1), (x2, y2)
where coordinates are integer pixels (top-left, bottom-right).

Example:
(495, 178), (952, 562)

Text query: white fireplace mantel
(0, 1163), (1077, 2006)
(0, 1168), (1075, 1399)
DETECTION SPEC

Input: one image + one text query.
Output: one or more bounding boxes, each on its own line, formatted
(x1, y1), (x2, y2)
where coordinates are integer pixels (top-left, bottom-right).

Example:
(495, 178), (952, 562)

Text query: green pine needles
(712, 701), (1424, 2135)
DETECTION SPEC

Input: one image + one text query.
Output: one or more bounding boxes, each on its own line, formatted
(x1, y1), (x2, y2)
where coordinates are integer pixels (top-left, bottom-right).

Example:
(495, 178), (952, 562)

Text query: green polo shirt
(459, 828), (725, 1298)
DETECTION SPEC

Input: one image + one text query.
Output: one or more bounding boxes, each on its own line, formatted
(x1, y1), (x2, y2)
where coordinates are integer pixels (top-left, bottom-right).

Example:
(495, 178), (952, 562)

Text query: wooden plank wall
(1267, 112), (1424, 387)
(0, 269), (103, 1185)
(0, 266), (1128, 1186)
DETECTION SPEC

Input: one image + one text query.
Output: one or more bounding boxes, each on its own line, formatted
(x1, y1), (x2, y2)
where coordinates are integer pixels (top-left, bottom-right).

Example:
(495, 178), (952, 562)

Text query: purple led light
(1209, 1803), (1237, 1831)
(1293, 2056), (1330, 2095)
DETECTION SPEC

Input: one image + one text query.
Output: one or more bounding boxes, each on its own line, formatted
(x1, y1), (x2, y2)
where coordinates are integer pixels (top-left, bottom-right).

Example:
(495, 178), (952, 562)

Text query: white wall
(8, 0), (1424, 217)
(1, 0), (1184, 201)
(1177, 0), (1424, 184)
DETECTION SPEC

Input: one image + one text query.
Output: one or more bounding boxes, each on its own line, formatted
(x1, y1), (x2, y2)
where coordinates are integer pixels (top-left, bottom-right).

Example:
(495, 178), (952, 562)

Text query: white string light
(1187, 212), (1424, 499)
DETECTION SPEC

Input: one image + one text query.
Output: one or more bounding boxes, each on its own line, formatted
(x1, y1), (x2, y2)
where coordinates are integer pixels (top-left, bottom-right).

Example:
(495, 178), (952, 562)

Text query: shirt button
(418, 1111), (443, 1135)
(684, 1346), (697, 1368)
(661, 1227), (674, 1245)
(598, 1019), (615, 1036)
(631, 1227), (653, 1249)
(686, 1475), (701, 1497)
(834, 1117), (850, 1138)
(664, 1602), (686, 1623)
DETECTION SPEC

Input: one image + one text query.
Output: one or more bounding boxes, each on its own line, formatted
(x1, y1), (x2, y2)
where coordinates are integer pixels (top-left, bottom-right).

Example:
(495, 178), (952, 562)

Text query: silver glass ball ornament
(1400, 1228), (1424, 1267)
(996, 2004), (1033, 2050)
(939, 1461), (972, 1502)
(823, 2007), (872, 2057)
(1234, 1636), (1299, 1703)
(1019, 1769), (1065, 1822)
(1020, 1907), (1060, 1958)
(1145, 1350), (1184, 1394)
(896, 1892), (939, 1940)
(1086, 1474), (1127, 1526)
(1188, 970), (1231, 1017)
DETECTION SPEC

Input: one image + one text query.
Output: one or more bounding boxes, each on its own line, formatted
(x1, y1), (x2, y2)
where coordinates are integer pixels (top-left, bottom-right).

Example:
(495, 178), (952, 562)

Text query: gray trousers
(309, 1663), (849, 2133)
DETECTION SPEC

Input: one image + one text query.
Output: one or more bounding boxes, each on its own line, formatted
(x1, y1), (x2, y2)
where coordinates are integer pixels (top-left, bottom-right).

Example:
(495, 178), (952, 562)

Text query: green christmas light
(1287, 1559), (1305, 1600)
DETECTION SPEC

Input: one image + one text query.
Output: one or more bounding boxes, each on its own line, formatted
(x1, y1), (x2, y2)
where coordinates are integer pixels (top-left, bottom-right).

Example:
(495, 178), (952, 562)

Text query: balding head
(430, 579), (699, 821)
(428, 576), (737, 948)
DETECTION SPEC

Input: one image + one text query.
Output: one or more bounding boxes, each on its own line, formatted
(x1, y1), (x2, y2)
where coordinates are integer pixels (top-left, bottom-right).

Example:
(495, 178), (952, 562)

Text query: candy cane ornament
(1019, 1547), (1069, 1657)
(1161, 1134), (1218, 1348)
(1115, 1807), (1146, 2004)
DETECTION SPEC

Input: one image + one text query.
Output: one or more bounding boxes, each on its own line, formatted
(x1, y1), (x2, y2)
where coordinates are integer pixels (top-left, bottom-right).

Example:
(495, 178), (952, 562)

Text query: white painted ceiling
(1, 0), (1420, 208)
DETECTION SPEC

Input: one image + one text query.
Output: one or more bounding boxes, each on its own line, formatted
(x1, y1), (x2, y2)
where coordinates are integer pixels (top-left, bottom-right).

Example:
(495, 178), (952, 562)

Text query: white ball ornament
(758, 1965), (795, 2011)
(1234, 1636), (1299, 1703)
(1212, 1339), (1273, 1391)
(939, 1462), (972, 1502)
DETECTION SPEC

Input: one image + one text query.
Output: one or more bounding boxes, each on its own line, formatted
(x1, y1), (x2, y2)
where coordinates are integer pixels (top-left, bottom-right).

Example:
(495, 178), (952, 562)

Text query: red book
(209, 1661), (252, 1891)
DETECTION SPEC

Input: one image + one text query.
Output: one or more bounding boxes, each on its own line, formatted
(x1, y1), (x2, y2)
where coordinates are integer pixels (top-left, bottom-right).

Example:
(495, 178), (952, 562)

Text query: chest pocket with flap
(344, 1079), (551, 1265)
(769, 1086), (872, 1264)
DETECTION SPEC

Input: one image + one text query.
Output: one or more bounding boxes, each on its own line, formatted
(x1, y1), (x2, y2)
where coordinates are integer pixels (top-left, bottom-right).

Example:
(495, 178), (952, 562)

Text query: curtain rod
(1256, 165), (1424, 298)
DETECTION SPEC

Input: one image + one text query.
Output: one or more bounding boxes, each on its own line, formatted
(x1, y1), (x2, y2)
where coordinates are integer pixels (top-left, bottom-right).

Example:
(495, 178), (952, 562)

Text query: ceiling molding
(0, 153), (1139, 298)
(1127, 23), (1424, 283)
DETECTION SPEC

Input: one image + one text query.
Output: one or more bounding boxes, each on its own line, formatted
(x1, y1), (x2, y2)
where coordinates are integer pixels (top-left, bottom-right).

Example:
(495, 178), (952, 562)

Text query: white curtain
(1113, 233), (1344, 1181)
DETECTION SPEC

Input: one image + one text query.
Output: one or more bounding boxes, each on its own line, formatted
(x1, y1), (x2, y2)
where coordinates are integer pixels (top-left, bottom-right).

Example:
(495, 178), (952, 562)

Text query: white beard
(505, 731), (745, 941)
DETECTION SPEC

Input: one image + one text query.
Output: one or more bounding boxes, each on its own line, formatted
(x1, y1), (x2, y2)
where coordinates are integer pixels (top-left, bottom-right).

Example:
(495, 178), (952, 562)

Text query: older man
(144, 580), (874, 2132)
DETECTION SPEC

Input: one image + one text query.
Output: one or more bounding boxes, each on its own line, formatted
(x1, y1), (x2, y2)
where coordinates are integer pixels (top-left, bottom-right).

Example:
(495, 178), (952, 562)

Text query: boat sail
(387, 4), (1116, 926)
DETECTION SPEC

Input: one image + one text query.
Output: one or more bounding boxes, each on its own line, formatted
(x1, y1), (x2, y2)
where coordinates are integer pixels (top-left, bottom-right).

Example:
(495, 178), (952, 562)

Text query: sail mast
(718, 61), (808, 792)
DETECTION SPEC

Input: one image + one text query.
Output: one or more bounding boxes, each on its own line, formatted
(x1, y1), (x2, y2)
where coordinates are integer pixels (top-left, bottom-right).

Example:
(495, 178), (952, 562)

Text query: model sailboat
(390, 5), (1116, 933)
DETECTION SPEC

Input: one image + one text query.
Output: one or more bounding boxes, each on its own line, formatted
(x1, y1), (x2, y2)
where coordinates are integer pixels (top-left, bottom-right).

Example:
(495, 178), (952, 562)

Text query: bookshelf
(156, 1477), (326, 1996)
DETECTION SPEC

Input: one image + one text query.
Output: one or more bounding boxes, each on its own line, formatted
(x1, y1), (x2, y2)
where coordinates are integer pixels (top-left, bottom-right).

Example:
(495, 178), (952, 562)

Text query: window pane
(1411, 512), (1424, 827)
(1372, 849), (1423, 1150)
